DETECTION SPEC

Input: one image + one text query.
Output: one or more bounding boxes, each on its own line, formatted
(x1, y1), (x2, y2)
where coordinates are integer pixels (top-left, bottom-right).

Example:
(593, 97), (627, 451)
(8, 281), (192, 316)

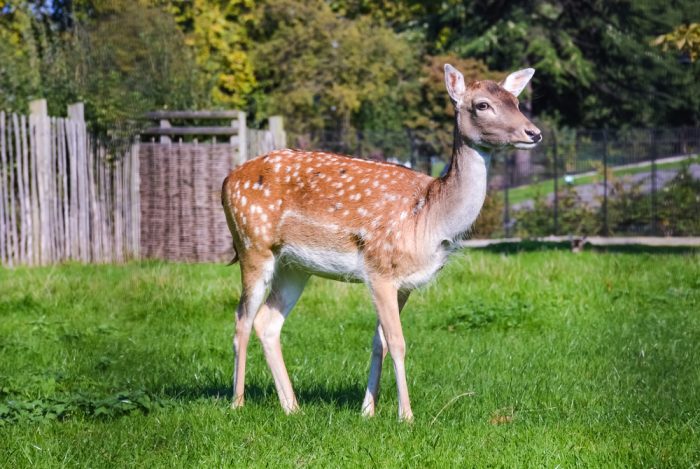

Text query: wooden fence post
(130, 141), (140, 260)
(233, 111), (247, 165)
(67, 102), (90, 262)
(268, 115), (287, 149)
(67, 102), (84, 122)
(30, 99), (52, 264)
(159, 119), (172, 144)
(0, 112), (8, 266)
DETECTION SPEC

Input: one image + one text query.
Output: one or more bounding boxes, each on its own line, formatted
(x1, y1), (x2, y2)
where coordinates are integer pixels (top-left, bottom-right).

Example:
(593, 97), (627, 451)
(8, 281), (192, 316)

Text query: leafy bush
(471, 192), (505, 238)
(657, 163), (700, 235)
(0, 390), (171, 426)
(513, 190), (552, 237)
(510, 162), (700, 237)
(605, 177), (650, 235)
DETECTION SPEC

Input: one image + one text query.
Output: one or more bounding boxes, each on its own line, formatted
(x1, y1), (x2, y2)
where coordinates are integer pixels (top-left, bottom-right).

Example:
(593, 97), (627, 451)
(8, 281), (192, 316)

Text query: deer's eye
(475, 102), (490, 111)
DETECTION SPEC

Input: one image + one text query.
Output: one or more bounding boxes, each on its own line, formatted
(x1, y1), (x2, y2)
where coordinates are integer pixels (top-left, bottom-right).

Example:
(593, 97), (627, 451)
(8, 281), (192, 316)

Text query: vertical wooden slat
(54, 118), (63, 261)
(114, 155), (123, 262)
(13, 114), (26, 263)
(53, 118), (64, 262)
(67, 119), (78, 261)
(30, 100), (51, 265)
(131, 142), (140, 260)
(7, 113), (19, 265)
(59, 119), (70, 260)
(78, 120), (89, 262)
(28, 113), (39, 265)
(49, 117), (59, 263)
(100, 146), (109, 261)
(104, 145), (112, 261)
(20, 115), (32, 264)
(94, 145), (103, 262)
(123, 143), (131, 260)
(0, 112), (7, 265)
(139, 142), (150, 258)
(86, 135), (96, 262)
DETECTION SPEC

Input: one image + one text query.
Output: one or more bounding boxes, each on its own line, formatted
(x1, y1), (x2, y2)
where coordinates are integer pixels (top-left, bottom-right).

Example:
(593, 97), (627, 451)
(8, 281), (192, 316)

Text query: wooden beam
(159, 119), (171, 144)
(144, 110), (243, 120)
(141, 126), (240, 136)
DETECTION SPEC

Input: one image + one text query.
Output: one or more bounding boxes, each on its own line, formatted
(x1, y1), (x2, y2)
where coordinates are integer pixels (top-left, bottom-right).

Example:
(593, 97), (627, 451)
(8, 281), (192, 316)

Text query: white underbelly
(278, 245), (366, 282)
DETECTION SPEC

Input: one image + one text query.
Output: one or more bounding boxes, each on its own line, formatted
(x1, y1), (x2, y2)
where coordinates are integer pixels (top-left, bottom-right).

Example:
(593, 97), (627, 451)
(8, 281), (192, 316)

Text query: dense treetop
(1, 0), (698, 152)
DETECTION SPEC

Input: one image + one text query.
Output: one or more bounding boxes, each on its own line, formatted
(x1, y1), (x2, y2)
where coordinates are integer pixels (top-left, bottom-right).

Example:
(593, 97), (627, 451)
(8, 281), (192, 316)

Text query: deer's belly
(278, 244), (366, 282)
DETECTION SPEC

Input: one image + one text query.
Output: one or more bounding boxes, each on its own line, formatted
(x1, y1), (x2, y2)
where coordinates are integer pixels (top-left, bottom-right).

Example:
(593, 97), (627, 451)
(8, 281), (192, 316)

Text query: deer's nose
(525, 128), (542, 143)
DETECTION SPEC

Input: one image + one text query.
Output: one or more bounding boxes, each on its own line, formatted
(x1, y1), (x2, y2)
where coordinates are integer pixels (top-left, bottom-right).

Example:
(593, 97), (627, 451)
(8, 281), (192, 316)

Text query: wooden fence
(138, 112), (286, 262)
(0, 100), (139, 266)
(0, 103), (285, 267)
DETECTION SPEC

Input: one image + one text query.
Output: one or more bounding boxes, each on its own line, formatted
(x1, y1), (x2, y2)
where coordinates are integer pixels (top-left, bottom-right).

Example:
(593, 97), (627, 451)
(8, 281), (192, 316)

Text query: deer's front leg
(362, 290), (410, 417)
(367, 279), (413, 421)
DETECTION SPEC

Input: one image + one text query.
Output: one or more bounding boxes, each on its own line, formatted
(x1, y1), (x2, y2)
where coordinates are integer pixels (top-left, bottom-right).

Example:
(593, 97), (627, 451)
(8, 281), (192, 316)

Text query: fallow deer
(221, 64), (541, 421)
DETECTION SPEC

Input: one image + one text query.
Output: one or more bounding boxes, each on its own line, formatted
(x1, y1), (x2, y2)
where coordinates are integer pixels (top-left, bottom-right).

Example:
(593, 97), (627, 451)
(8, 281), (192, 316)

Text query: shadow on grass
(471, 240), (698, 255)
(162, 381), (365, 411)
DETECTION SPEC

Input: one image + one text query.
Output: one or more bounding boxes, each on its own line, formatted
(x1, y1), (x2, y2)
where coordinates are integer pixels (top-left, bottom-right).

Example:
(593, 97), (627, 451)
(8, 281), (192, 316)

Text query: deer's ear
(500, 68), (535, 97)
(444, 64), (466, 104)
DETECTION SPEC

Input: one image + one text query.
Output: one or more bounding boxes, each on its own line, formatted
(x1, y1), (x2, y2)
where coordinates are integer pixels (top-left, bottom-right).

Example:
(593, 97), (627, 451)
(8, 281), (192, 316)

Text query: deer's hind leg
(232, 253), (275, 409)
(361, 289), (410, 417)
(254, 266), (309, 414)
(367, 278), (413, 421)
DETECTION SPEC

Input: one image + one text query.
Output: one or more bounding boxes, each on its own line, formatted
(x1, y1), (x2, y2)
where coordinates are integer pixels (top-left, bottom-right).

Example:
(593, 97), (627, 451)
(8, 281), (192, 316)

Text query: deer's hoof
(231, 395), (245, 409)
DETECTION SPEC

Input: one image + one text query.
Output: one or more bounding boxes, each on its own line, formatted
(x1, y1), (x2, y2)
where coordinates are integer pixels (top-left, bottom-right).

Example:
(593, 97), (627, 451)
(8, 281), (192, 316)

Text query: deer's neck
(423, 131), (489, 245)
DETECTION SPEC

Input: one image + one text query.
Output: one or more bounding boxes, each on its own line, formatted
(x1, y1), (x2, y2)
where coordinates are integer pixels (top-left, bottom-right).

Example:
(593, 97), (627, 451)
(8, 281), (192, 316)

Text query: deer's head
(444, 64), (542, 150)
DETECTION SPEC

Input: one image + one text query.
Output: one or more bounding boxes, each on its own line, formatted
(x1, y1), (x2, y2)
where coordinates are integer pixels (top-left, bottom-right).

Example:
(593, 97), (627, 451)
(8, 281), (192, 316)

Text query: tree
(0, 0), (204, 133)
(250, 0), (418, 148)
(0, 3), (45, 113)
(169, 0), (257, 109)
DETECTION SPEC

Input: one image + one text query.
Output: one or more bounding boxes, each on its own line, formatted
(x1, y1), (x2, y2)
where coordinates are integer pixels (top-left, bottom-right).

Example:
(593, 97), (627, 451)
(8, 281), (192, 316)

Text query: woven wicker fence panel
(139, 142), (235, 262)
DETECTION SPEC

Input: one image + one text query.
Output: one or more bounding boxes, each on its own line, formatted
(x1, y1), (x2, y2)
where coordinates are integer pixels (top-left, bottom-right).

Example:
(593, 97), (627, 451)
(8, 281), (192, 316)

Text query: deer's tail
(222, 174), (240, 266)
(227, 248), (239, 266)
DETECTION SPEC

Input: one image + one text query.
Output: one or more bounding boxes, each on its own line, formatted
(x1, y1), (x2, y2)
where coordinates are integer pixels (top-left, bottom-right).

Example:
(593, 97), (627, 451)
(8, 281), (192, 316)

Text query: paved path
(460, 236), (700, 248)
(514, 163), (700, 210)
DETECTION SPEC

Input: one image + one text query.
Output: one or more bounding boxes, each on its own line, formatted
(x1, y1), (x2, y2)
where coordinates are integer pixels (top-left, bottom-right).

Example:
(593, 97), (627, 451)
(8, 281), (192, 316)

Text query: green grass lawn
(505, 156), (700, 205)
(1, 250), (699, 467)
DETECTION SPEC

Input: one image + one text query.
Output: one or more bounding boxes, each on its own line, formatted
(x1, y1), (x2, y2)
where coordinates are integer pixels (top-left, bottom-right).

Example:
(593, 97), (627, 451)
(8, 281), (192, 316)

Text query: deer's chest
(395, 247), (451, 290)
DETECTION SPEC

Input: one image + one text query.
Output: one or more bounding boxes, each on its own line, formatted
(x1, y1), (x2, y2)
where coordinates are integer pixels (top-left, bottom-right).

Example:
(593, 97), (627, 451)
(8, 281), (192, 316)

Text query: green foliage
(1, 0), (699, 143)
(558, 185), (600, 236)
(514, 189), (552, 237)
(605, 178), (650, 235)
(510, 164), (700, 237)
(404, 1), (700, 128)
(73, 1), (205, 132)
(657, 163), (700, 235)
(0, 0), (204, 132)
(250, 0), (418, 144)
(0, 390), (169, 425)
(0, 5), (46, 113)
(169, 0), (257, 109)
(471, 192), (505, 238)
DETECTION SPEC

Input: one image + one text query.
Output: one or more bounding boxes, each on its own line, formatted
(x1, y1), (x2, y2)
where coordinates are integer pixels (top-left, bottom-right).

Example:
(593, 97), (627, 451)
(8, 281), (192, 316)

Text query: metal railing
(310, 127), (700, 237)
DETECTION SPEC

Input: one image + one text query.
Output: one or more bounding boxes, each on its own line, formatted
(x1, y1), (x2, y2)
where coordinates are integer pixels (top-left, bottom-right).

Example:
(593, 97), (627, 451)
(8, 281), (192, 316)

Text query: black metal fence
(312, 127), (700, 238)
(497, 127), (700, 237)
